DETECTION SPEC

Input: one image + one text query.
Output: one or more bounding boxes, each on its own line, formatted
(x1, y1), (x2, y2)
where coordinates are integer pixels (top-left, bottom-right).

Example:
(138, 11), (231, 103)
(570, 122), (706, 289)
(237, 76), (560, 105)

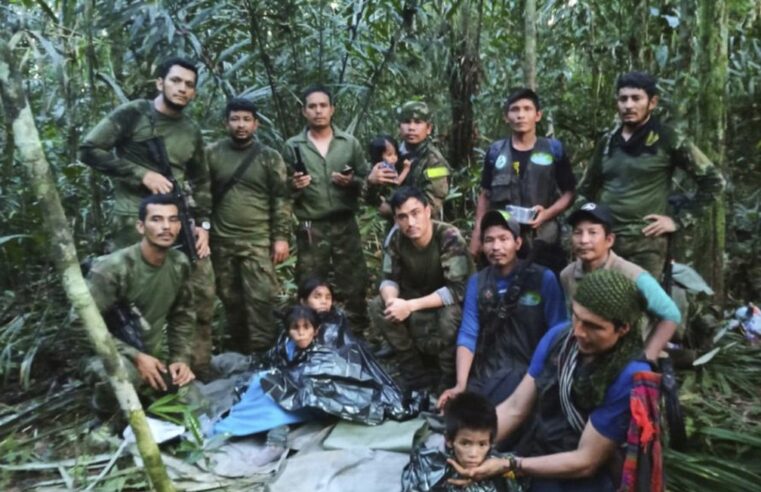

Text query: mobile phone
(340, 165), (354, 176)
(293, 148), (309, 175)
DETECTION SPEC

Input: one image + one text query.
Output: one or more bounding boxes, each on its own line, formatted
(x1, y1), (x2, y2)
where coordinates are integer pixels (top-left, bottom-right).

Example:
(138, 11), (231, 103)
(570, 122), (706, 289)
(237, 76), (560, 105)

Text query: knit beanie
(573, 269), (644, 328)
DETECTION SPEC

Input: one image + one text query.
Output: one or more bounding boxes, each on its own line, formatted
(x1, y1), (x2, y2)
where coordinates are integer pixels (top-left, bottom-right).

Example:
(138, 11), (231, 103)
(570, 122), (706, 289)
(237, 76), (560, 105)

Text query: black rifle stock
(102, 303), (146, 353)
(293, 147), (309, 175)
(145, 137), (199, 263)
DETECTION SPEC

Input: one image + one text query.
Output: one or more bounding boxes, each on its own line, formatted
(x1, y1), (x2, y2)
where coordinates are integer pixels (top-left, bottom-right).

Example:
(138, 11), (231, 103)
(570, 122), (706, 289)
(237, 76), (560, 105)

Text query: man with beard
(368, 101), (451, 220)
(577, 71), (724, 279)
(284, 84), (370, 332)
(448, 270), (657, 491)
(438, 210), (567, 409)
(207, 98), (290, 354)
(79, 57), (216, 379)
(82, 194), (196, 415)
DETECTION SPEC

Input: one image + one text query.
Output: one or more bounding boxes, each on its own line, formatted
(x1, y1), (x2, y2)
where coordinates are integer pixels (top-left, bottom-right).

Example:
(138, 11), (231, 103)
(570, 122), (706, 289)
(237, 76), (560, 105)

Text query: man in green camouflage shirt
(369, 101), (452, 220)
(284, 84), (370, 332)
(207, 98), (290, 353)
(368, 187), (473, 392)
(79, 57), (216, 377)
(578, 71), (725, 278)
(82, 195), (196, 414)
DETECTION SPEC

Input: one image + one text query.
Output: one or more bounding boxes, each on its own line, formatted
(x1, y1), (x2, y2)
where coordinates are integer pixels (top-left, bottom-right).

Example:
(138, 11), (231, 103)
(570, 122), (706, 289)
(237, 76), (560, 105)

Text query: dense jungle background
(1, 0), (760, 490)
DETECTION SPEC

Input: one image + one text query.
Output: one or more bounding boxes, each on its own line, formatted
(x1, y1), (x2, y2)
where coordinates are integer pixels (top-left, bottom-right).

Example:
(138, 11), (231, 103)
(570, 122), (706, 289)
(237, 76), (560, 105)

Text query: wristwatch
(201, 221), (211, 231)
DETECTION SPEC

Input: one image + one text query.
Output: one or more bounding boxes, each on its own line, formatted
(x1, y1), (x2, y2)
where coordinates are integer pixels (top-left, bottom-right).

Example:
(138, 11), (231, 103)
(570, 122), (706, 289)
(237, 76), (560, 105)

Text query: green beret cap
(574, 269), (644, 327)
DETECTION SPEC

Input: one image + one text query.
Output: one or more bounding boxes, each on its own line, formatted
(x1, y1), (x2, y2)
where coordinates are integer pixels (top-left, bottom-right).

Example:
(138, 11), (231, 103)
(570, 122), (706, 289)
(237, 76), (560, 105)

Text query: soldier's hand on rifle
(194, 226), (210, 258)
(292, 172), (312, 190)
(168, 362), (195, 387)
(134, 352), (168, 391)
(142, 170), (174, 194)
(642, 214), (677, 237)
(272, 240), (289, 264)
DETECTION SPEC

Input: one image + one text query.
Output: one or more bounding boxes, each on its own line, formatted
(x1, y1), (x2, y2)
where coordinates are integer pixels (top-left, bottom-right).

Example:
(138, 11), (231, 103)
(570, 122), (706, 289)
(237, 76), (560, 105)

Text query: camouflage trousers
(211, 238), (278, 353)
(614, 234), (669, 280)
(368, 295), (461, 388)
(295, 215), (369, 333)
(81, 355), (203, 416)
(110, 213), (216, 373)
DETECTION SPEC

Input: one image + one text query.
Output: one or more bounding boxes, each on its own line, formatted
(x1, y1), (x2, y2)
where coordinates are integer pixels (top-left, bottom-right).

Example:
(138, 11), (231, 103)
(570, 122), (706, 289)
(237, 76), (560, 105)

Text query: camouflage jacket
(207, 137), (291, 245)
(86, 243), (196, 364)
(381, 221), (473, 304)
(79, 99), (211, 221)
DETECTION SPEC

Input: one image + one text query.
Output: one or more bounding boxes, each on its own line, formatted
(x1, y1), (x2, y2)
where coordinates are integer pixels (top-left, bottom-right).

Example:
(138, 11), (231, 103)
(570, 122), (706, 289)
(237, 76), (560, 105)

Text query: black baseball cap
(568, 202), (613, 229)
(480, 209), (521, 240)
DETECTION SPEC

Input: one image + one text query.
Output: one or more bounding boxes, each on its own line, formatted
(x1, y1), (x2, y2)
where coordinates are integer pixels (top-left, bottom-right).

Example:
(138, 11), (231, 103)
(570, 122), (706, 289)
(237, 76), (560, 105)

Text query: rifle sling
(213, 142), (261, 207)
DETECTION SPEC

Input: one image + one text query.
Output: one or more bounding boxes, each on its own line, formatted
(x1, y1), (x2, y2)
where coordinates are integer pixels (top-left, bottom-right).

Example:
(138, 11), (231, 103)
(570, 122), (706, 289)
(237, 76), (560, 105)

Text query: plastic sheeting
(401, 433), (523, 492)
(260, 328), (425, 425)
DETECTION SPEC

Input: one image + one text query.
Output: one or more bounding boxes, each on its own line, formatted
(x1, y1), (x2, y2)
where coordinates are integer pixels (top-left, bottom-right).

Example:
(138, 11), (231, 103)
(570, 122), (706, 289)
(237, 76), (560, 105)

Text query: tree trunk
(0, 40), (175, 492)
(523, 0), (537, 90)
(692, 0), (727, 302)
(447, 0), (483, 169)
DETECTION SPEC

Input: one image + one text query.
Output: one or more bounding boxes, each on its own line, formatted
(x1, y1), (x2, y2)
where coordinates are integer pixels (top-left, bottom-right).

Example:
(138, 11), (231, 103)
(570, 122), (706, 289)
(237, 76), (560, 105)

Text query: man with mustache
(368, 187), (472, 392)
(206, 98), (290, 354)
(577, 71), (724, 279)
(284, 84), (370, 333)
(437, 209), (567, 410)
(448, 270), (659, 491)
(82, 194), (197, 415)
(561, 202), (681, 361)
(79, 57), (216, 379)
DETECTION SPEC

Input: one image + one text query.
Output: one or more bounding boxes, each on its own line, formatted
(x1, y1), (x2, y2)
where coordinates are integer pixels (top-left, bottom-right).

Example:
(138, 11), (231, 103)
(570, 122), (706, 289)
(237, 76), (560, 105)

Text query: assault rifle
(102, 303), (146, 353)
(145, 137), (199, 263)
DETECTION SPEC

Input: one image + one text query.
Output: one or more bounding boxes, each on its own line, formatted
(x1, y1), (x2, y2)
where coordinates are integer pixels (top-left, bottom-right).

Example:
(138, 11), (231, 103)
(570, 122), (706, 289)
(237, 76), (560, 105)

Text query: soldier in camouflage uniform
(578, 71), (725, 279)
(207, 98), (290, 353)
(79, 57), (216, 378)
(81, 195), (196, 414)
(368, 101), (451, 220)
(368, 187), (473, 391)
(284, 84), (370, 332)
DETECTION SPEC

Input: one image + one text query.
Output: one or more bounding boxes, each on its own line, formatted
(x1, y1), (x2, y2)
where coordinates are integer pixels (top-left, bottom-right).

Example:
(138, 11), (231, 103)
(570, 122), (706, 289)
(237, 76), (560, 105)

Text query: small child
(212, 305), (318, 441)
(402, 392), (520, 491)
(444, 391), (496, 472)
(298, 275), (353, 347)
(369, 134), (411, 217)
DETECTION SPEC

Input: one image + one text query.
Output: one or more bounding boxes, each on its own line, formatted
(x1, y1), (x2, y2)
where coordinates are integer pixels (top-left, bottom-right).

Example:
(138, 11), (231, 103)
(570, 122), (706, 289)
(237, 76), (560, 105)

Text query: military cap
(397, 101), (432, 122)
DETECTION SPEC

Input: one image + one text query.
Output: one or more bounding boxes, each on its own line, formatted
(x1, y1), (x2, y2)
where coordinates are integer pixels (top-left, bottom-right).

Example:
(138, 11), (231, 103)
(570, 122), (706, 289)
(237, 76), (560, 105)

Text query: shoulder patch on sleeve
(424, 166), (450, 179)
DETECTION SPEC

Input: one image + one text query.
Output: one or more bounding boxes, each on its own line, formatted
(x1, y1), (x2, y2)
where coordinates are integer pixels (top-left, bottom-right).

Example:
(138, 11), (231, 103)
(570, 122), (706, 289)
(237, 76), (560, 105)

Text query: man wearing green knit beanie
(448, 270), (657, 492)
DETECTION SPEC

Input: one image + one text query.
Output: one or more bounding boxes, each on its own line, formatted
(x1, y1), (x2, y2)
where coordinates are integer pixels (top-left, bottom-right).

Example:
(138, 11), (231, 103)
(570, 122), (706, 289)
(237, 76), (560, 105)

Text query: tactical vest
(469, 262), (548, 402)
(489, 137), (559, 210)
(526, 327), (593, 456)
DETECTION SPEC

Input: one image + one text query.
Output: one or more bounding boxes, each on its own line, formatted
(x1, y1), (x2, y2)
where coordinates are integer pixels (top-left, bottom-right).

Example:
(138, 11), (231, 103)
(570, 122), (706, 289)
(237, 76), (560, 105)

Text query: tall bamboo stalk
(0, 39), (175, 492)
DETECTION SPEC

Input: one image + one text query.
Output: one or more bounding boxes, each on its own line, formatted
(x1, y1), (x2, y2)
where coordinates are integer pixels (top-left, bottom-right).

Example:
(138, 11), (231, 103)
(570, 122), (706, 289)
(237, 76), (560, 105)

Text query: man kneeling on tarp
(448, 269), (660, 491)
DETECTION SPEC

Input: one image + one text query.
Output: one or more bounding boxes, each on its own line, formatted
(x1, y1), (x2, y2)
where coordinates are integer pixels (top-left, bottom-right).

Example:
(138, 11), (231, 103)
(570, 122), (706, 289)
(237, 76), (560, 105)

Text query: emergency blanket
(260, 330), (424, 425)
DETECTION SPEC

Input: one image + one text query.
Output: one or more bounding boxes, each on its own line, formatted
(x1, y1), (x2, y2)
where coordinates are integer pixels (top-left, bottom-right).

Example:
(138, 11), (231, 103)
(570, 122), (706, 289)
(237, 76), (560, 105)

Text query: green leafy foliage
(0, 0), (760, 489)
